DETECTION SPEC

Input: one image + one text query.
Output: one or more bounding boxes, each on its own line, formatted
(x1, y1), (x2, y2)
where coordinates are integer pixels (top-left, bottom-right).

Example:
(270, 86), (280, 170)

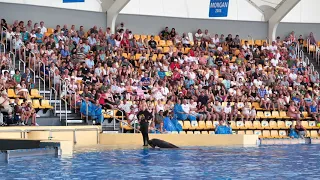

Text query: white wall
(120, 0), (265, 21)
(0, 0), (102, 12)
(281, 0), (320, 23)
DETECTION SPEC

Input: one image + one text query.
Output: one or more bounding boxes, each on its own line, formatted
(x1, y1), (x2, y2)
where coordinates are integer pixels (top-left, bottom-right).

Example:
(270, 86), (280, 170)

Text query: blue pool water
(1, 145), (319, 180)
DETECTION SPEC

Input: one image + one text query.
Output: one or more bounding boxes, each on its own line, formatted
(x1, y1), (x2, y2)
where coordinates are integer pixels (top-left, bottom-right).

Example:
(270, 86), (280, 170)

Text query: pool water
(1, 145), (319, 180)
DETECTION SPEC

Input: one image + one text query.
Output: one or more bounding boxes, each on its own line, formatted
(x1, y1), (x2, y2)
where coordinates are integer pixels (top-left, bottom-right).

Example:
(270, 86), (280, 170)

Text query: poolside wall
(99, 134), (259, 147)
(0, 126), (259, 147)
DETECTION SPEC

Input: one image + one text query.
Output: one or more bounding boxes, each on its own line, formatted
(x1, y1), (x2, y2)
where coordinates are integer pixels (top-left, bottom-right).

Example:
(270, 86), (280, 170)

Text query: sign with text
(209, 0), (229, 17)
(63, 0), (85, 3)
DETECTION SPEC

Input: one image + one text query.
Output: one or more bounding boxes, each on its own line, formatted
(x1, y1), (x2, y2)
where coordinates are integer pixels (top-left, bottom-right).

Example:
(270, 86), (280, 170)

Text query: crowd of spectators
(0, 18), (320, 134)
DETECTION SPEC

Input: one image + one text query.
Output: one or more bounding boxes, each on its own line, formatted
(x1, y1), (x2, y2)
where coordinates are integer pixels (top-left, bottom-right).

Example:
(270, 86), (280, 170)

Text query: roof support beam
(267, 0), (301, 41)
(102, 0), (130, 34)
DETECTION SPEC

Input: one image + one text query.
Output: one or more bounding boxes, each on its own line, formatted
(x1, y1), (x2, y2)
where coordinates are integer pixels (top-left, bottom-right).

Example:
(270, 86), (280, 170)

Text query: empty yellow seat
(236, 121), (245, 129)
(179, 131), (186, 134)
(8, 89), (19, 98)
(208, 131), (215, 135)
(166, 40), (173, 46)
(134, 34), (140, 40)
(183, 121), (190, 130)
(255, 40), (262, 46)
(194, 131), (201, 134)
(135, 54), (142, 60)
(237, 130), (245, 135)
(197, 121), (206, 130)
(32, 99), (43, 109)
(280, 111), (291, 119)
(213, 121), (219, 129)
(163, 47), (169, 53)
(158, 53), (164, 59)
(270, 130), (279, 138)
(278, 130), (288, 138)
(277, 121), (286, 129)
(264, 111), (272, 119)
(302, 112), (311, 119)
(187, 131), (193, 134)
(285, 121), (293, 128)
(140, 35), (147, 40)
(254, 130), (262, 138)
(261, 120), (270, 129)
(202, 131), (209, 134)
(246, 130), (253, 135)
(41, 100), (53, 109)
(309, 121), (317, 129)
(262, 130), (271, 138)
(31, 89), (43, 98)
(230, 121), (237, 129)
(271, 111), (280, 119)
(256, 111), (264, 119)
(158, 40), (166, 47)
(310, 130), (319, 138)
(253, 121), (261, 129)
(269, 120), (278, 129)
(205, 121), (214, 129)
(190, 121), (198, 130)
(244, 121), (253, 129)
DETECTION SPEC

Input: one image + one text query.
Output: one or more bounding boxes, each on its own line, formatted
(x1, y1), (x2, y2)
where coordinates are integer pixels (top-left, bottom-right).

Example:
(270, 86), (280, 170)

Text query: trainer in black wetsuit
(137, 106), (153, 146)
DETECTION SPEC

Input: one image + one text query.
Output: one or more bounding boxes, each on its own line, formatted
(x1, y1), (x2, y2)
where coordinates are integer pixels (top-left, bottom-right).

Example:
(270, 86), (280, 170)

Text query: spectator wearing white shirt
(242, 41), (250, 50)
(269, 41), (278, 53)
(212, 34), (220, 45)
(194, 29), (203, 41)
(261, 42), (269, 51)
(39, 21), (47, 34)
(85, 56), (95, 69)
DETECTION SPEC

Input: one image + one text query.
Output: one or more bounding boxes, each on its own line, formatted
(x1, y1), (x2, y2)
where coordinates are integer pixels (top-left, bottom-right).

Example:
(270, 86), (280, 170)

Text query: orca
(148, 138), (179, 149)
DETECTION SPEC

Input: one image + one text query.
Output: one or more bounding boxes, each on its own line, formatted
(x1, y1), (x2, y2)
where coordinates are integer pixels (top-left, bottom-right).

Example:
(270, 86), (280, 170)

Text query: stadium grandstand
(0, 0), (319, 140)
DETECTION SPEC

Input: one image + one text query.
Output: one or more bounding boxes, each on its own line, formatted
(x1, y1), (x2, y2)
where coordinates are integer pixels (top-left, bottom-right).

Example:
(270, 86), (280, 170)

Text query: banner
(63, 0), (85, 3)
(209, 0), (229, 17)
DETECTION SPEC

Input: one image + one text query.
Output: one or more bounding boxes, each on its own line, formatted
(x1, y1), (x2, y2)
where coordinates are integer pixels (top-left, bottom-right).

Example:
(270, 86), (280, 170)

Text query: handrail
(8, 51), (15, 72)
(110, 107), (124, 132)
(59, 78), (68, 126)
(38, 61), (46, 95)
(49, 71), (58, 115)
(1, 26), (8, 49)
(29, 52), (36, 83)
(104, 112), (140, 133)
(18, 58), (26, 72)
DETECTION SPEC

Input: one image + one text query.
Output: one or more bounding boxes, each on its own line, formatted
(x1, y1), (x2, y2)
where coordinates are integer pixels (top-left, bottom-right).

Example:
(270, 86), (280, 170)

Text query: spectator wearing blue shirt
(35, 28), (43, 43)
(83, 41), (91, 54)
(141, 73), (151, 89)
(258, 85), (267, 99)
(184, 77), (194, 89)
(107, 34), (116, 47)
(60, 46), (70, 59)
(72, 34), (80, 44)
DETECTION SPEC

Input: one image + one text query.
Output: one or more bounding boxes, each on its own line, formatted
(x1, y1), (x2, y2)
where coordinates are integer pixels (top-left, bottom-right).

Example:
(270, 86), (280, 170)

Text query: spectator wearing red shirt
(170, 59), (180, 71)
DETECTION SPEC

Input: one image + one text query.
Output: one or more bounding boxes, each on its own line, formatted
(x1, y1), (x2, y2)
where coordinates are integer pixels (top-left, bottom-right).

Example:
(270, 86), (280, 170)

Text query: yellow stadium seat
(230, 121), (237, 129)
(256, 111), (264, 119)
(194, 131), (201, 134)
(134, 34), (140, 40)
(285, 121), (293, 128)
(244, 121), (253, 129)
(309, 45), (316, 52)
(166, 40), (173, 46)
(269, 120), (278, 129)
(8, 89), (19, 98)
(158, 53), (164, 59)
(271, 111), (280, 119)
(246, 130), (253, 135)
(254, 130), (262, 138)
(213, 121), (219, 129)
(122, 53), (128, 59)
(301, 121), (311, 129)
(187, 131), (193, 134)
(209, 131), (215, 135)
(184, 48), (190, 54)
(236, 121), (245, 129)
(154, 35), (160, 41)
(264, 111), (272, 119)
(183, 121), (191, 130)
(47, 28), (54, 34)
(180, 131), (187, 134)
(140, 35), (147, 40)
(270, 130), (279, 138)
(277, 121), (286, 129)
(306, 130), (311, 137)
(255, 40), (262, 46)
(31, 89), (43, 99)
(278, 130), (288, 138)
(310, 130), (319, 138)
(32, 99), (43, 109)
(135, 53), (142, 60)
(120, 120), (133, 131)
(248, 40), (254, 46)
(205, 121), (214, 130)
(309, 121), (317, 129)
(252, 102), (262, 111)
(44, 32), (52, 37)
(158, 40), (166, 47)
(41, 100), (53, 109)
(178, 120), (183, 127)
(237, 130), (245, 135)
(252, 121), (261, 129)
(171, 131), (179, 134)
(261, 120), (270, 129)
(151, 54), (157, 61)
(197, 121), (206, 130)
(190, 121), (198, 130)
(163, 47), (169, 53)
(280, 111), (291, 119)
(201, 131), (208, 134)
(240, 39), (246, 45)
(262, 130), (271, 138)
(302, 112), (311, 119)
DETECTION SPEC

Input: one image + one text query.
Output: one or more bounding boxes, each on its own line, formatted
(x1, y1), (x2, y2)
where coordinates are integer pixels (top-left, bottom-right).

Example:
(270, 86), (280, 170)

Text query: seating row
(7, 89), (43, 99)
(9, 99), (53, 109)
(178, 120), (319, 130)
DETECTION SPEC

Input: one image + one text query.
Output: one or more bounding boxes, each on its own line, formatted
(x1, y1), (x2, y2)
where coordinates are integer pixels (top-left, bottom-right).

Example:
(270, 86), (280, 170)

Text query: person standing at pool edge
(137, 104), (153, 146)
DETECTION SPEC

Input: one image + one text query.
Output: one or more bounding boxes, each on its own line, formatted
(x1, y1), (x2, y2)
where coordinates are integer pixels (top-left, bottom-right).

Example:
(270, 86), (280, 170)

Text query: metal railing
(103, 109), (140, 133)
(0, 41), (5, 54)
(29, 51), (36, 83)
(49, 71), (58, 115)
(1, 27), (7, 48)
(59, 78), (68, 126)
(38, 61), (46, 94)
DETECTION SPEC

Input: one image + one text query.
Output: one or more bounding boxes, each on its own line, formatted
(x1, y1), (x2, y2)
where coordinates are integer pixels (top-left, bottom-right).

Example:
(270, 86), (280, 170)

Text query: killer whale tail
(148, 138), (179, 149)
